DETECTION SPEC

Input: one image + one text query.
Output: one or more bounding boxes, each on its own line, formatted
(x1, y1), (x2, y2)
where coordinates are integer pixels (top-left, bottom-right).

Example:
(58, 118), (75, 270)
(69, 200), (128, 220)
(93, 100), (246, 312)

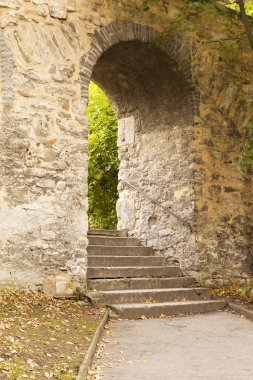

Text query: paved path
(91, 312), (253, 380)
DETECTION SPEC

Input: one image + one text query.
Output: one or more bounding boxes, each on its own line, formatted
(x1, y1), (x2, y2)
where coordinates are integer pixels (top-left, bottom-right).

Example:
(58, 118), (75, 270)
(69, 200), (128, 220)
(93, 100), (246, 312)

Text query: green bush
(86, 82), (119, 229)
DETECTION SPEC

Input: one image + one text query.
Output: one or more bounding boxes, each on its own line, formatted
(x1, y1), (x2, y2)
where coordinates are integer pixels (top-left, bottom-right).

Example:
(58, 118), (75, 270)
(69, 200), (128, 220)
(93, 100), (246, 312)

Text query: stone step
(88, 236), (139, 247)
(87, 256), (167, 267)
(88, 229), (127, 237)
(108, 300), (227, 319)
(87, 245), (153, 256)
(87, 266), (182, 279)
(87, 288), (211, 306)
(87, 277), (195, 291)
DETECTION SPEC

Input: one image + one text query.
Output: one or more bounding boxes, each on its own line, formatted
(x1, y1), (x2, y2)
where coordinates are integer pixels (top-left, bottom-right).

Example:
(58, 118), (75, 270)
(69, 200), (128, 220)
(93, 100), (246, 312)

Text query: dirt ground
(0, 291), (104, 380)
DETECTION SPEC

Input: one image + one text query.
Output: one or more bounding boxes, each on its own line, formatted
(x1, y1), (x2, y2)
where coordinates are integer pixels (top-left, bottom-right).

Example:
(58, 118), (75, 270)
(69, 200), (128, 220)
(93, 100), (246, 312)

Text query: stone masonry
(0, 0), (252, 295)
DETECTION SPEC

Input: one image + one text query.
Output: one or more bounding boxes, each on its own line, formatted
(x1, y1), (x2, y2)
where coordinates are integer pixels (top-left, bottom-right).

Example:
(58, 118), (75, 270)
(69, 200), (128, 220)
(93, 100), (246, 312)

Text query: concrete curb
(76, 310), (109, 380)
(228, 302), (253, 321)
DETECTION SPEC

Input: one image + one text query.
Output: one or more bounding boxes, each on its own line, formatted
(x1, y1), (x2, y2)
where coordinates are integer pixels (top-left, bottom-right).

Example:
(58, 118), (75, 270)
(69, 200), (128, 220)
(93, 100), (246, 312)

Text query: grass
(0, 291), (104, 379)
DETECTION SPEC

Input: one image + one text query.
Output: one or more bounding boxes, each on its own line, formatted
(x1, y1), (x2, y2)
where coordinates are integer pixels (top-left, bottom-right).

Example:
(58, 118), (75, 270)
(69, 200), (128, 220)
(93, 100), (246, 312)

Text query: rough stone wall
(191, 34), (253, 285)
(0, 1), (89, 295)
(0, 0), (252, 294)
(117, 120), (195, 271)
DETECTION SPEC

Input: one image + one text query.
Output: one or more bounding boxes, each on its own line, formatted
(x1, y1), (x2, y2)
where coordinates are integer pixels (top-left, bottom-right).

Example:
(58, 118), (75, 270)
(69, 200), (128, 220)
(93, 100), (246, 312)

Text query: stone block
(55, 274), (69, 295)
(36, 179), (55, 188)
(116, 198), (135, 230)
(49, 6), (67, 20)
(0, 0), (19, 9)
(41, 231), (57, 240)
(118, 116), (135, 147)
(55, 274), (76, 297)
(174, 186), (194, 200)
(33, 0), (47, 4)
(43, 277), (56, 296)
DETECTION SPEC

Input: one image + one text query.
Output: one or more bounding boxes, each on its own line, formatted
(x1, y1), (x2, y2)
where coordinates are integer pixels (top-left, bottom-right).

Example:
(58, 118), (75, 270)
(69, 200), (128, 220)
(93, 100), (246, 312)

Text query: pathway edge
(228, 302), (253, 321)
(76, 309), (109, 380)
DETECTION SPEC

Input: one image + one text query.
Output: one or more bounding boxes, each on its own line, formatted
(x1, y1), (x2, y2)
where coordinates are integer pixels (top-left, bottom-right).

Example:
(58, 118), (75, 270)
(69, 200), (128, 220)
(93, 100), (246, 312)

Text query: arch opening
(91, 40), (194, 127)
(82, 27), (198, 271)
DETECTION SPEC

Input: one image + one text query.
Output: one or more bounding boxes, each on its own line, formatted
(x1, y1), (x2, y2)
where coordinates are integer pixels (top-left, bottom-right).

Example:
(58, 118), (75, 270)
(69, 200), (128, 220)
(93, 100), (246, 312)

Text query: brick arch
(0, 28), (15, 124)
(79, 21), (199, 116)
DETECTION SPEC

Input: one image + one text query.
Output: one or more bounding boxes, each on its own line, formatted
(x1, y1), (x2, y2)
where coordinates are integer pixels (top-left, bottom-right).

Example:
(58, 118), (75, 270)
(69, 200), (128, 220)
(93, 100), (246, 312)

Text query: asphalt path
(91, 311), (253, 380)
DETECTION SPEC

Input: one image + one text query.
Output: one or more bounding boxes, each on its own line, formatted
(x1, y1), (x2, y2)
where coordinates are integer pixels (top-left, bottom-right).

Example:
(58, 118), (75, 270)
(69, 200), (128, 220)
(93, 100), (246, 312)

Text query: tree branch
(237, 0), (253, 49)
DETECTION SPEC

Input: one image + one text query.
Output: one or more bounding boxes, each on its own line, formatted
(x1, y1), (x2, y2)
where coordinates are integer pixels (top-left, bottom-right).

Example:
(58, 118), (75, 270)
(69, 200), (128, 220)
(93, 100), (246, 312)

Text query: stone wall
(0, 0), (252, 294)
(117, 120), (196, 271)
(191, 39), (253, 285)
(0, 1), (89, 294)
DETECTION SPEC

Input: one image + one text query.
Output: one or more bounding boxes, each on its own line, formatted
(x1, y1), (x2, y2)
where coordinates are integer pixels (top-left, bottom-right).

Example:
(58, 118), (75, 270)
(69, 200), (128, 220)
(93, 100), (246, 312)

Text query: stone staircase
(86, 229), (226, 319)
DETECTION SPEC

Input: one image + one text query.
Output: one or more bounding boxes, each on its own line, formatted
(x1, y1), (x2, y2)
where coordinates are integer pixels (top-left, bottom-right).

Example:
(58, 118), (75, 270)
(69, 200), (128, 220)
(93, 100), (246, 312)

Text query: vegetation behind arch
(86, 82), (119, 229)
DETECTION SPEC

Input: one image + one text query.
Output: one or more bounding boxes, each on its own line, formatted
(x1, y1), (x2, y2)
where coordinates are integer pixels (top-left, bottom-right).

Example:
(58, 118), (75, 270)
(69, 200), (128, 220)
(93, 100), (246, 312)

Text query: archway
(0, 1), (251, 295)
(81, 23), (199, 269)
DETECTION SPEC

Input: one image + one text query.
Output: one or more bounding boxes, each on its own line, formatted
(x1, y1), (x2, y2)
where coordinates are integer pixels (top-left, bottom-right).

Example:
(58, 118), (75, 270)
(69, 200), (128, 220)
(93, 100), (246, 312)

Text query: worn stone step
(87, 245), (153, 256)
(87, 277), (195, 291)
(108, 300), (227, 319)
(88, 229), (127, 237)
(88, 236), (139, 247)
(87, 288), (211, 306)
(87, 266), (182, 279)
(87, 256), (167, 267)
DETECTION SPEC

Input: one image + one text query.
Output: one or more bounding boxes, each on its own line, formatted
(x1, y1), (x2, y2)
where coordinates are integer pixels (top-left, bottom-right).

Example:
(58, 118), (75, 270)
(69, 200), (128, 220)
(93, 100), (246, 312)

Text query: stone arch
(80, 22), (199, 116)
(80, 22), (199, 272)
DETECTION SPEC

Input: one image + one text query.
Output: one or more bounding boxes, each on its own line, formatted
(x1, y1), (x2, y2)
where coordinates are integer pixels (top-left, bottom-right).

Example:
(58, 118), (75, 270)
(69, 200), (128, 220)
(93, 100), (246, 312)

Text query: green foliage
(226, 0), (253, 17)
(245, 0), (253, 16)
(167, 2), (192, 34)
(186, 0), (253, 16)
(239, 122), (253, 171)
(140, 0), (160, 11)
(86, 82), (119, 229)
(141, 0), (253, 171)
(150, 1), (234, 37)
(238, 278), (253, 300)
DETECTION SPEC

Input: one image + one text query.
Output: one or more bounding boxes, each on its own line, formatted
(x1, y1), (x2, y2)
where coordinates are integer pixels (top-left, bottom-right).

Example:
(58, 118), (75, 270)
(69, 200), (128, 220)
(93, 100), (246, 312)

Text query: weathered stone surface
(118, 116), (135, 147)
(32, 0), (48, 4)
(49, 7), (67, 20)
(117, 198), (136, 230)
(0, 0), (19, 9)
